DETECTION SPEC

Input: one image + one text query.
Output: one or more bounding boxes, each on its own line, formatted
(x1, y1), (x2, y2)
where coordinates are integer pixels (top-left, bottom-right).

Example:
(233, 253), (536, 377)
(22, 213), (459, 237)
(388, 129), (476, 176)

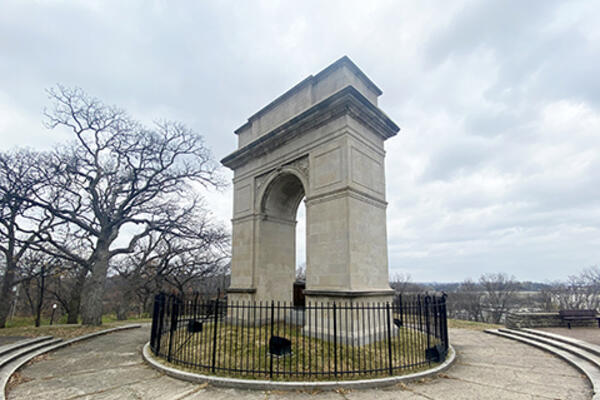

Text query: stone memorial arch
(222, 56), (399, 307)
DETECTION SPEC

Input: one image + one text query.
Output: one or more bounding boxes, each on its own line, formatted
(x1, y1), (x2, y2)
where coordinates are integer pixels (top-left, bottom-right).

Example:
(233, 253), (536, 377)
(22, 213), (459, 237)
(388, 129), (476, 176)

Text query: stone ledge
(303, 289), (395, 298)
(226, 287), (257, 294)
(506, 312), (598, 329)
(142, 342), (456, 391)
(0, 338), (62, 371)
(0, 336), (54, 358)
(521, 328), (600, 357)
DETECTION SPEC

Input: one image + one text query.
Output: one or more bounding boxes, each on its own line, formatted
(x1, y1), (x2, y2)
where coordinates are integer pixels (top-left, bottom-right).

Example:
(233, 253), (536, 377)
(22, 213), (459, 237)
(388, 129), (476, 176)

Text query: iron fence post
(155, 293), (165, 355)
(270, 301), (274, 379)
(150, 295), (157, 350)
(167, 296), (179, 363)
(211, 298), (219, 373)
(417, 295), (423, 333)
(333, 302), (337, 378)
(386, 302), (393, 375)
(432, 296), (439, 340)
(398, 294), (403, 326)
(150, 293), (163, 353)
(424, 295), (431, 350)
(441, 294), (449, 351)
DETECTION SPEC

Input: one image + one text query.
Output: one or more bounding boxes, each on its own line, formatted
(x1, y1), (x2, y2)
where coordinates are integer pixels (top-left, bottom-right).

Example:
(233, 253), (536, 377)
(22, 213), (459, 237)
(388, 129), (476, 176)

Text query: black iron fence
(149, 293), (449, 380)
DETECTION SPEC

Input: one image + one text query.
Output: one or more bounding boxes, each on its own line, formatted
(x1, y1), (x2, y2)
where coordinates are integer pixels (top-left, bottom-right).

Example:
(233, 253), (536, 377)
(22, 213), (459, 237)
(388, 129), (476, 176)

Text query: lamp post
(50, 304), (57, 325)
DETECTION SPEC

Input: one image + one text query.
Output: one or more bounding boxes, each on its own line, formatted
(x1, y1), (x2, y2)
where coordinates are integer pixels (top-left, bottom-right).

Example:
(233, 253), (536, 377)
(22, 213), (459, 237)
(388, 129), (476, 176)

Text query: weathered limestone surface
(222, 56), (399, 306)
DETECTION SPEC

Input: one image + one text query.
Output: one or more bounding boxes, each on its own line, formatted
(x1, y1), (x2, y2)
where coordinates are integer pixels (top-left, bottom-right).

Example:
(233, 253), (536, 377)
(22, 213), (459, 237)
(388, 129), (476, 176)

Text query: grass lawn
(447, 318), (501, 331)
(154, 320), (441, 381)
(0, 315), (151, 340)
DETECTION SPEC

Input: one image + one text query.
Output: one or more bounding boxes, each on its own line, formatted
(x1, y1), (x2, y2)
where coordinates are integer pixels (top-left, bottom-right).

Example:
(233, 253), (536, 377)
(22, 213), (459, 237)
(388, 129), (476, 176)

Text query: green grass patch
(155, 320), (440, 381)
(448, 318), (501, 331)
(0, 316), (150, 339)
(101, 314), (152, 324)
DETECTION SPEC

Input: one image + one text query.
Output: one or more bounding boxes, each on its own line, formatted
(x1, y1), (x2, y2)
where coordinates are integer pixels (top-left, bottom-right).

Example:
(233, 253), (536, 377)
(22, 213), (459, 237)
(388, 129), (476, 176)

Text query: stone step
(520, 328), (600, 357)
(485, 329), (600, 400)
(0, 337), (53, 358)
(0, 338), (62, 369)
(0, 325), (141, 400)
(498, 328), (600, 369)
(0, 338), (62, 400)
(0, 340), (65, 400)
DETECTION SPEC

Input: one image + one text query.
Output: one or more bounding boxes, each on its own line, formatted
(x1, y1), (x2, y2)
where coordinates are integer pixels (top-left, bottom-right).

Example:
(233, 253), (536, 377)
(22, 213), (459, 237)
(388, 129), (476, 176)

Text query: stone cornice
(226, 287), (257, 294)
(305, 186), (388, 209)
(222, 86), (399, 170)
(231, 213), (297, 226)
(234, 56), (382, 135)
(303, 289), (395, 298)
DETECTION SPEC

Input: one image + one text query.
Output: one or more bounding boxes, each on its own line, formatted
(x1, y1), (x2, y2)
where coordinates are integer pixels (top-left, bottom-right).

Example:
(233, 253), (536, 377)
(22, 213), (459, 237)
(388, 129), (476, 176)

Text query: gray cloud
(1, 0), (598, 282)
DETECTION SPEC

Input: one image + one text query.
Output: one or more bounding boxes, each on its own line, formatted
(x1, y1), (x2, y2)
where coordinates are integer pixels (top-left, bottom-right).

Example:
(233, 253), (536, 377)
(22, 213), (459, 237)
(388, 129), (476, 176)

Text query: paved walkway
(7, 326), (592, 400)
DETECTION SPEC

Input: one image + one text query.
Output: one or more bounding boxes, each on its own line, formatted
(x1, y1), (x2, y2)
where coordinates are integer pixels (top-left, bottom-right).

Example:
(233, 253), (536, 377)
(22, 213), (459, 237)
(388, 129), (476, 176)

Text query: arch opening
(261, 172), (305, 221)
(258, 171), (307, 304)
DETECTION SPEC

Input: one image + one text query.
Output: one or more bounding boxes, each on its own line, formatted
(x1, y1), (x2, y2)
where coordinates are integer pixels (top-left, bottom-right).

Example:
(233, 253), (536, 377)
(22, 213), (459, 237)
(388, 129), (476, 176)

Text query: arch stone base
(222, 56), (399, 313)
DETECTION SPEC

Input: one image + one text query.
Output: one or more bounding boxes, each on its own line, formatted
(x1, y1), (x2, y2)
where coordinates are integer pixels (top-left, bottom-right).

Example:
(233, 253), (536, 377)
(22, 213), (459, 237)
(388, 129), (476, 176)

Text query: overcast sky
(1, 0), (599, 282)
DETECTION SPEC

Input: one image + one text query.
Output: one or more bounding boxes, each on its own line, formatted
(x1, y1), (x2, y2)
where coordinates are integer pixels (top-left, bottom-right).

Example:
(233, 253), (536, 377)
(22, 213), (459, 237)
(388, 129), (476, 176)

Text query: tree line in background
(0, 86), (230, 327)
(391, 267), (600, 324)
(2, 86), (597, 329)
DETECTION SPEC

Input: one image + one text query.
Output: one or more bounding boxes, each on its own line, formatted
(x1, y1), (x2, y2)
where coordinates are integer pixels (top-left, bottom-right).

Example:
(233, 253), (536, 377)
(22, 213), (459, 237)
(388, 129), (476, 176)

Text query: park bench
(559, 309), (600, 329)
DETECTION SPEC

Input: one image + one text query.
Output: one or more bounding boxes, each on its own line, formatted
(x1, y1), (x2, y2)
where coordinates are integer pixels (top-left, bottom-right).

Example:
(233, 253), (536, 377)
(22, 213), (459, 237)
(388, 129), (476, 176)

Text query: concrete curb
(142, 341), (456, 391)
(1, 324), (141, 400)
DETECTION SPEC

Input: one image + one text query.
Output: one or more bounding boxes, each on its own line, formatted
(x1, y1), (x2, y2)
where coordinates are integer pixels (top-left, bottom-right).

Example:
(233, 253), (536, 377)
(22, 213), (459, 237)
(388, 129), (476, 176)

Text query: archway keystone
(222, 56), (400, 306)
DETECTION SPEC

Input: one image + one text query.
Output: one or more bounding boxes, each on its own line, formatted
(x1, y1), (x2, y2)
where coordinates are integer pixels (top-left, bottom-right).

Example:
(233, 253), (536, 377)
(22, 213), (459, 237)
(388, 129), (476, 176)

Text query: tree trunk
(116, 288), (133, 321)
(66, 299), (80, 324)
(66, 267), (87, 324)
(81, 245), (110, 325)
(141, 295), (150, 317)
(34, 265), (46, 327)
(0, 259), (17, 328)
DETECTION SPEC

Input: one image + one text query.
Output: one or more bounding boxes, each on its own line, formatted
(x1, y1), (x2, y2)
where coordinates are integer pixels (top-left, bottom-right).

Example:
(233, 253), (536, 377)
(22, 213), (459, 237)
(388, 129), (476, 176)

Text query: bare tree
(28, 86), (223, 325)
(550, 267), (600, 311)
(30, 221), (95, 324)
(46, 262), (89, 324)
(480, 273), (520, 324)
(390, 273), (425, 295)
(18, 250), (60, 327)
(111, 207), (229, 317)
(449, 279), (485, 322)
(579, 266), (600, 310)
(295, 263), (306, 281)
(0, 150), (52, 328)
(536, 283), (558, 312)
